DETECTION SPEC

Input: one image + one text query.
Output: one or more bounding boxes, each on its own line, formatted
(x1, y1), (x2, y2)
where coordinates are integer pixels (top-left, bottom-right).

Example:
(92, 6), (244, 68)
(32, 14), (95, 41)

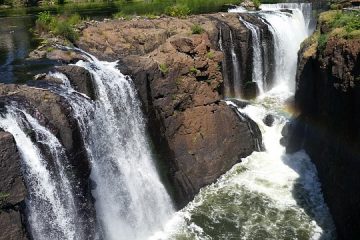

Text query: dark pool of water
(0, 15), (57, 84)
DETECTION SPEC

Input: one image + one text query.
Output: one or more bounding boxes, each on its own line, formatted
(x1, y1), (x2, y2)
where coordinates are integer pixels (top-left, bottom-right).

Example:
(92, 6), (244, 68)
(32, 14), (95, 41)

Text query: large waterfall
(149, 3), (336, 239)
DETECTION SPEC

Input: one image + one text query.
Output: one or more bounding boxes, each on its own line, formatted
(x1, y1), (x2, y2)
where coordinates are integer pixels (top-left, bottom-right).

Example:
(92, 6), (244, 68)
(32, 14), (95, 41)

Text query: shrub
(191, 24), (204, 34)
(165, 4), (190, 18)
(53, 21), (79, 42)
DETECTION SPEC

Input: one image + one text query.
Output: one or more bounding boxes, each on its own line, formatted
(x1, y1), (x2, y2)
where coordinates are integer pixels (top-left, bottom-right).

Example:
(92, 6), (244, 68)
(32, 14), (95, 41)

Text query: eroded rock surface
(77, 13), (262, 205)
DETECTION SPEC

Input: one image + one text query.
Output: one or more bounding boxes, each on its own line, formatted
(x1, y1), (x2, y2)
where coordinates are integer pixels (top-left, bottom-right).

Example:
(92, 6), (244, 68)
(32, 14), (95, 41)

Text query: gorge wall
(284, 11), (360, 240)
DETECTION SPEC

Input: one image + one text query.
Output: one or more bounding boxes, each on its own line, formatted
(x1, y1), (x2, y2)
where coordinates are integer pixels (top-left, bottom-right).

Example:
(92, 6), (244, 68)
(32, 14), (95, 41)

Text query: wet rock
(263, 114), (275, 127)
(0, 131), (28, 240)
(56, 65), (96, 100)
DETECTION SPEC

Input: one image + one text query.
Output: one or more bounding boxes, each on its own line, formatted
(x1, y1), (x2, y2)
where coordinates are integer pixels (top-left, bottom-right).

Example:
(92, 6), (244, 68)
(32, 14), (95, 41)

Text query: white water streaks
(0, 107), (83, 240)
(49, 51), (174, 240)
(239, 16), (265, 94)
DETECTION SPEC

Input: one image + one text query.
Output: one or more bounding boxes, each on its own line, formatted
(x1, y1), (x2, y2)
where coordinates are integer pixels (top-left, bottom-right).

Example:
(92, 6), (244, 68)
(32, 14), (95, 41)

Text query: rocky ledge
(283, 10), (360, 240)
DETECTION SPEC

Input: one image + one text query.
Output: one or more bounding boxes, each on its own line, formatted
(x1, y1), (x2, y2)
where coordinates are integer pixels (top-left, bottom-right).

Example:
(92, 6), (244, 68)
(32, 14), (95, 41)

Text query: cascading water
(48, 51), (174, 240)
(0, 106), (85, 240)
(150, 3), (336, 239)
(229, 31), (242, 98)
(239, 16), (265, 94)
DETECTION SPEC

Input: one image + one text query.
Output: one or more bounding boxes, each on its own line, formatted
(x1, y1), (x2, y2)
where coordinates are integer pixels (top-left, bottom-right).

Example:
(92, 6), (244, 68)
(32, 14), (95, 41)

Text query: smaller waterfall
(259, 8), (308, 90)
(260, 3), (314, 35)
(239, 16), (265, 94)
(229, 31), (242, 98)
(0, 106), (84, 240)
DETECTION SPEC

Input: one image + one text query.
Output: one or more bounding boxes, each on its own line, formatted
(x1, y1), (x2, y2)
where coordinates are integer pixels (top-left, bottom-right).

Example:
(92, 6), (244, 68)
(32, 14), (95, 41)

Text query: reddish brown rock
(77, 13), (262, 206)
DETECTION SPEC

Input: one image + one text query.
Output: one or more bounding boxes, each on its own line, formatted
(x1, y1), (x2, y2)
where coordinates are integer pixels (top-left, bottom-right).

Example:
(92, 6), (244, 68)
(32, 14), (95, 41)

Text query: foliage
(253, 0), (261, 9)
(317, 34), (328, 53)
(158, 63), (169, 75)
(319, 10), (360, 39)
(165, 4), (190, 18)
(36, 11), (81, 42)
(191, 24), (204, 34)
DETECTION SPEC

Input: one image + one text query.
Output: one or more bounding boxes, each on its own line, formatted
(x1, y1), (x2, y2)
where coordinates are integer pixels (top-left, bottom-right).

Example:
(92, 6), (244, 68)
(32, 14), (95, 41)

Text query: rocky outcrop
(0, 131), (28, 240)
(285, 24), (360, 239)
(77, 13), (262, 206)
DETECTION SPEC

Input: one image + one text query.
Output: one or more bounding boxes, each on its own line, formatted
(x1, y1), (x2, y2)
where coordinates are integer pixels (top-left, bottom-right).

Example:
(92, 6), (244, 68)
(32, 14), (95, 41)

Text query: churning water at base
(150, 88), (336, 240)
(50, 50), (174, 240)
(149, 3), (335, 240)
(0, 107), (84, 240)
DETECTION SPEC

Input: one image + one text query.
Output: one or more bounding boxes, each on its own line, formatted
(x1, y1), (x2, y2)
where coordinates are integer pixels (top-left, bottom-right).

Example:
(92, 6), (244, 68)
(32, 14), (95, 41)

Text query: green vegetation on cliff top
(302, 9), (360, 56)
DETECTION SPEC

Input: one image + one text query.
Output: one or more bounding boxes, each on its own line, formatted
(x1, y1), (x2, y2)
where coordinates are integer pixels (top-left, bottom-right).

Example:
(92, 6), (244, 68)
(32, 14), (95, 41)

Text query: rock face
(78, 13), (262, 206)
(286, 31), (360, 239)
(0, 131), (28, 240)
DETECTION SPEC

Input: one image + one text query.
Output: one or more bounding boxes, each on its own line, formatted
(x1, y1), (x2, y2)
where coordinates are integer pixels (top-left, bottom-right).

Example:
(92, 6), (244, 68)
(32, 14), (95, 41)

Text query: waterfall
(151, 3), (335, 239)
(260, 3), (313, 33)
(49, 51), (174, 240)
(0, 106), (85, 240)
(239, 16), (265, 94)
(229, 31), (242, 98)
(259, 8), (308, 90)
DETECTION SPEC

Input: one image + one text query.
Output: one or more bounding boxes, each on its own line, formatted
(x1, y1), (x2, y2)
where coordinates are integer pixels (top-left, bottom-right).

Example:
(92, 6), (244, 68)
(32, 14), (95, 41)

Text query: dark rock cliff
(284, 24), (360, 240)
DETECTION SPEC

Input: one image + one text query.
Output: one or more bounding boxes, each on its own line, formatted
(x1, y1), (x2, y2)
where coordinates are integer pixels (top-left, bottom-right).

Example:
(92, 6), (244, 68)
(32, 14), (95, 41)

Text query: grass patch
(158, 63), (169, 75)
(206, 51), (215, 59)
(191, 23), (204, 34)
(189, 66), (199, 74)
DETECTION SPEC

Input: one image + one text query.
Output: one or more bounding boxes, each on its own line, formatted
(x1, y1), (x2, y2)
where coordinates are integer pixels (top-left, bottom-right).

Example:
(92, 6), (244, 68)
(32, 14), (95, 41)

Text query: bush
(191, 24), (204, 34)
(53, 21), (79, 42)
(165, 4), (190, 18)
